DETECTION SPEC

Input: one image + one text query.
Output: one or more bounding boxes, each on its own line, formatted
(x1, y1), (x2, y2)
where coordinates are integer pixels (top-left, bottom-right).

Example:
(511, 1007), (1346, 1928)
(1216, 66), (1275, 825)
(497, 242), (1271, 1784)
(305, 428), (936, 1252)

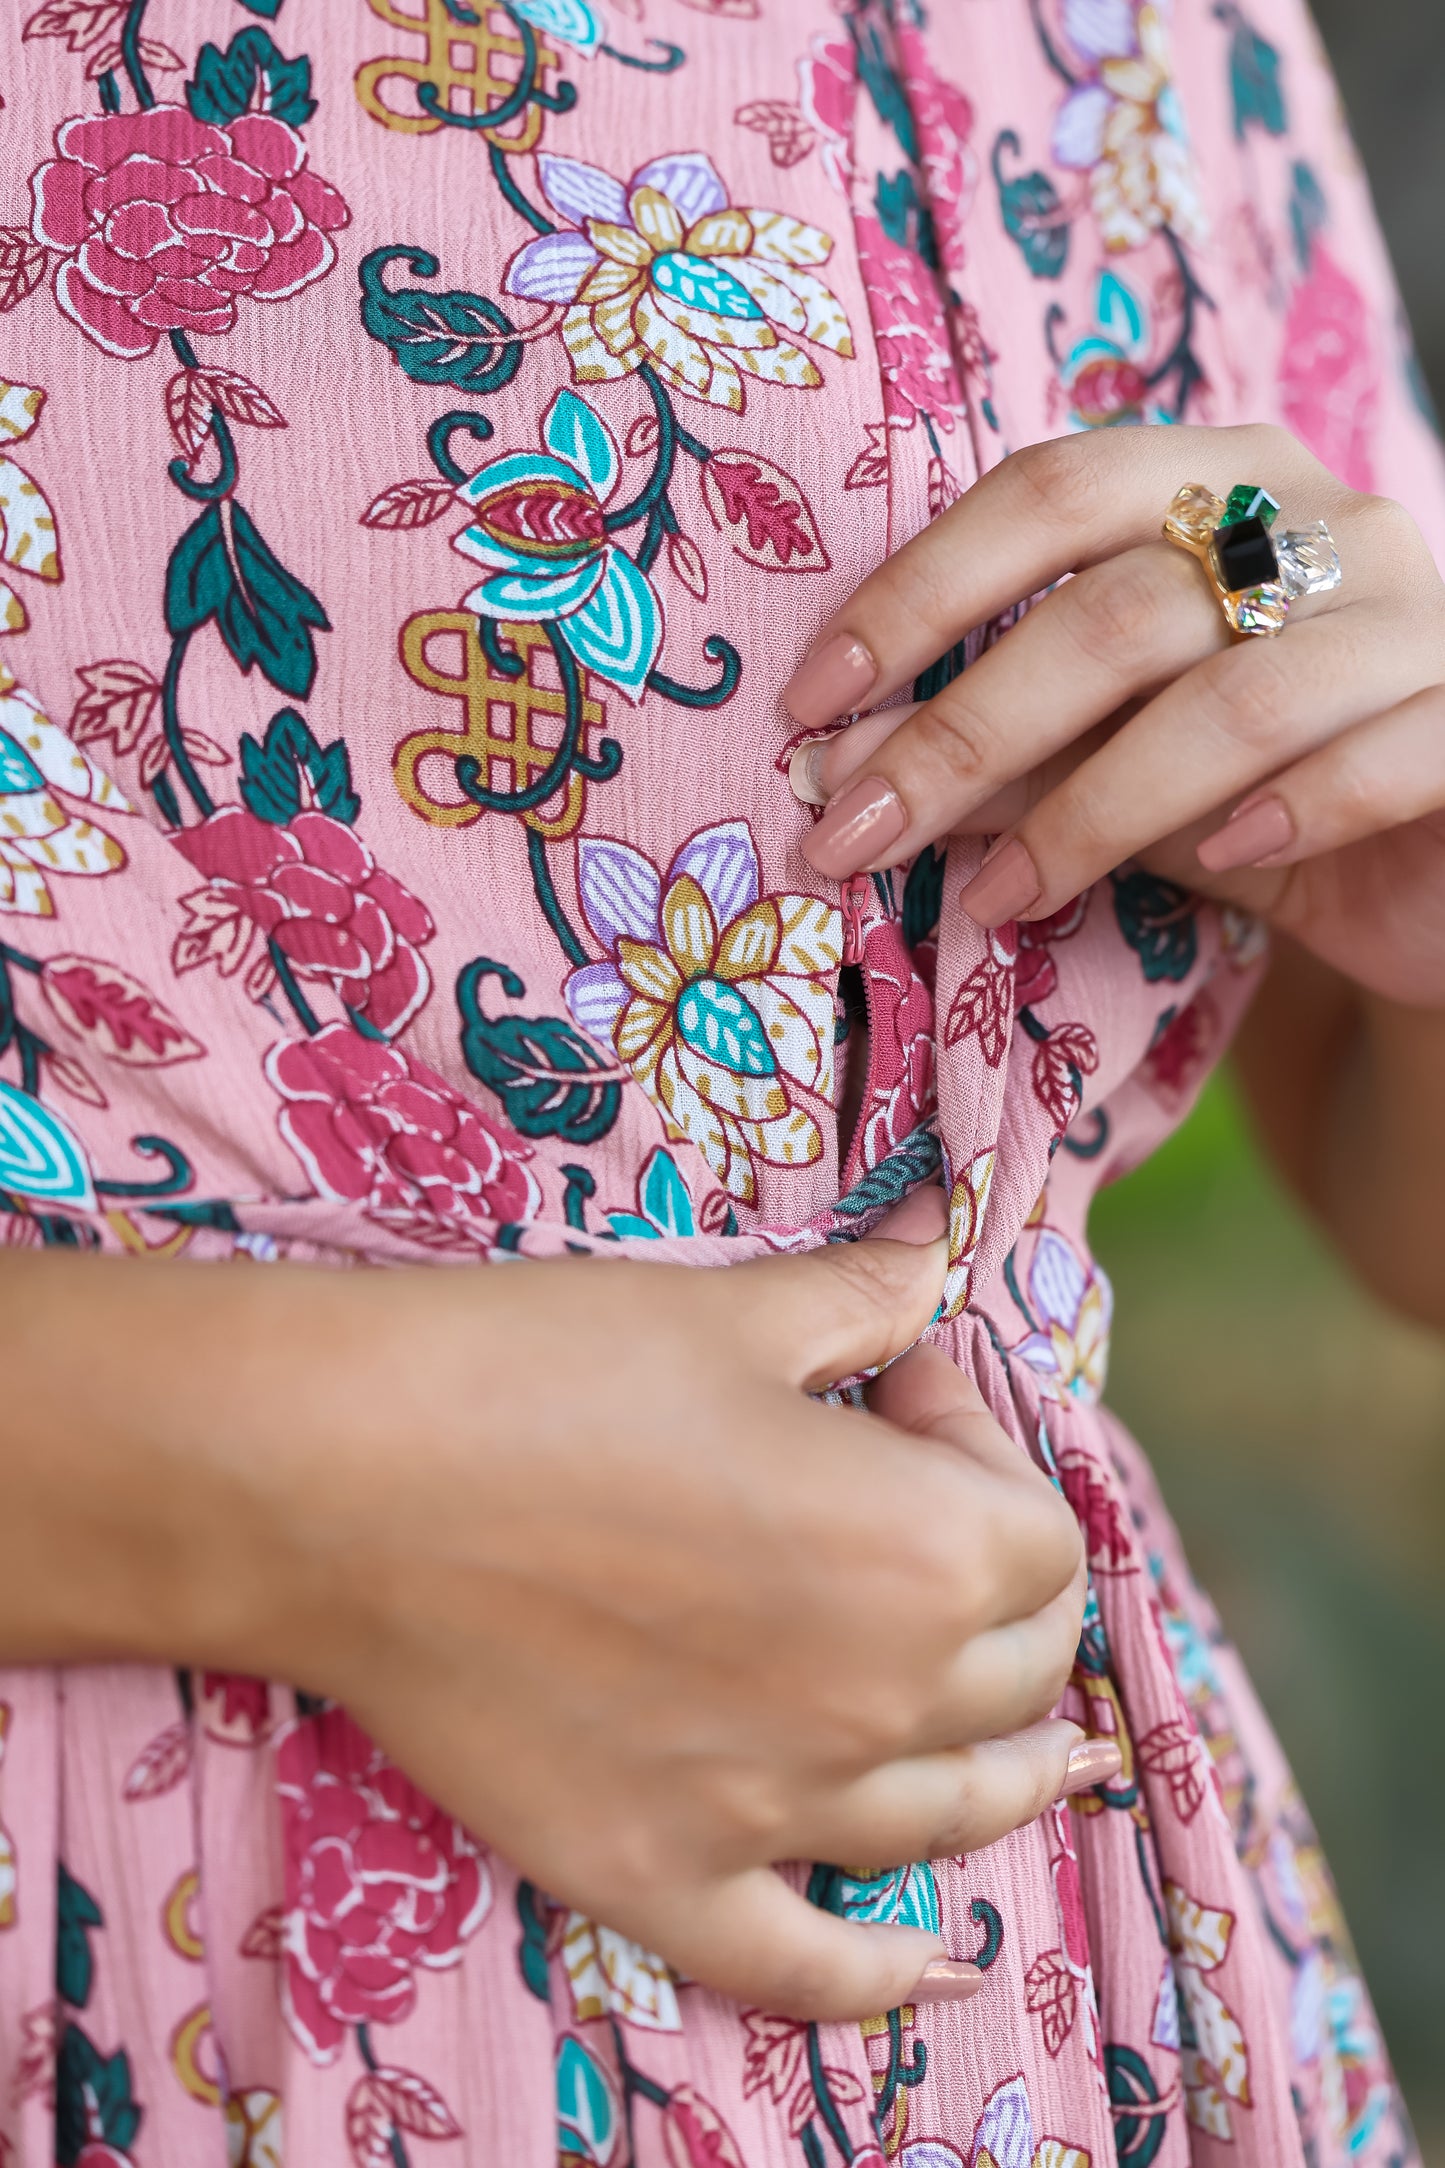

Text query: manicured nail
(874, 1183), (947, 1246)
(789, 739), (829, 806)
(801, 775), (906, 880)
(911, 1958), (986, 2004)
(957, 837), (1040, 927)
(782, 631), (878, 731)
(1196, 791), (1295, 873)
(1059, 1738), (1123, 1798)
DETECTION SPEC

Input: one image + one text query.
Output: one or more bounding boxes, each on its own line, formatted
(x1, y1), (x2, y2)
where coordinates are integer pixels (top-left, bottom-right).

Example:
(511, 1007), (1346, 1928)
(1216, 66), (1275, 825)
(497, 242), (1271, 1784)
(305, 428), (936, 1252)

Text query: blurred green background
(1092, 1079), (1445, 2142)
(1085, 0), (1445, 2140)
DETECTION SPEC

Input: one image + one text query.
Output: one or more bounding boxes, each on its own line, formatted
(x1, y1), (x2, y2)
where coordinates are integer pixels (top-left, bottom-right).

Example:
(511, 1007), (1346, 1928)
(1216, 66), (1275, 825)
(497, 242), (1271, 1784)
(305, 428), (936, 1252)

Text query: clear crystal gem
(1276, 521), (1341, 599)
(1164, 484), (1225, 546)
(1224, 583), (1290, 636)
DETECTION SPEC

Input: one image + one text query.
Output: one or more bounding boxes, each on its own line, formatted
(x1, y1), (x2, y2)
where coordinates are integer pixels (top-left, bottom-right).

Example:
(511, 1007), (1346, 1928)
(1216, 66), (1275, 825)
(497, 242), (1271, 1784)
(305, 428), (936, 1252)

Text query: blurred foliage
(1092, 1072), (1445, 2142)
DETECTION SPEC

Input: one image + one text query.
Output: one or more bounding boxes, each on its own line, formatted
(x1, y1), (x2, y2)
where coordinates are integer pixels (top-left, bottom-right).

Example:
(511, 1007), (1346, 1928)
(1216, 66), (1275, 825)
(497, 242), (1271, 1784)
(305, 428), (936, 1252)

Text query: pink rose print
(276, 1708), (492, 2065)
(174, 806), (434, 1037)
(853, 215), (962, 432)
(1280, 241), (1378, 493)
(28, 105), (349, 361)
(267, 1022), (541, 1247)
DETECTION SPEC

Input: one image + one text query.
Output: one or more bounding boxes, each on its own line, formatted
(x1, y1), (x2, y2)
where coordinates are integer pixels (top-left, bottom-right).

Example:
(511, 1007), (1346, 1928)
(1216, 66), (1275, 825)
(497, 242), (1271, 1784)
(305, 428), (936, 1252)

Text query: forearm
(1233, 943), (1445, 1330)
(0, 1251), (349, 1675)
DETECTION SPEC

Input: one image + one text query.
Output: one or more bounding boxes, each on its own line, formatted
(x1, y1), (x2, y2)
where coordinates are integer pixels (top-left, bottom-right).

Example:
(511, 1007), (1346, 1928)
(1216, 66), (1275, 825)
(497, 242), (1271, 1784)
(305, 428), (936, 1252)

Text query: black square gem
(1213, 515), (1278, 593)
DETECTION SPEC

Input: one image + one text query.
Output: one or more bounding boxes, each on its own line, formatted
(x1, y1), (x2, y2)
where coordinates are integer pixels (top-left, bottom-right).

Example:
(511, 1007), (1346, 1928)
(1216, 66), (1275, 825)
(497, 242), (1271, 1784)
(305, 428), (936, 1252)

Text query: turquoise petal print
(509, 0), (603, 57)
(543, 388), (619, 501)
(638, 1145), (695, 1237)
(0, 730), (45, 796)
(563, 547), (662, 701)
(466, 555), (607, 623)
(0, 1081), (97, 1211)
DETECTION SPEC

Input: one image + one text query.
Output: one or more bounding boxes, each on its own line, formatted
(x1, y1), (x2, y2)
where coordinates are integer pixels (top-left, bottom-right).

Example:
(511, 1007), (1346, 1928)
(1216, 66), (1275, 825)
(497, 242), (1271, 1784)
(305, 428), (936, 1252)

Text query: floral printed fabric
(0, 2), (1438, 2164)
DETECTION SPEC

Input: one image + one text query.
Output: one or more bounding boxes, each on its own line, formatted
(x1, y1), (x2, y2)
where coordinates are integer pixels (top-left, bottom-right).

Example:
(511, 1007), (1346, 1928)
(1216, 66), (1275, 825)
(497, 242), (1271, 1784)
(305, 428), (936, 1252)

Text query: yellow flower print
(1051, 1), (1206, 253)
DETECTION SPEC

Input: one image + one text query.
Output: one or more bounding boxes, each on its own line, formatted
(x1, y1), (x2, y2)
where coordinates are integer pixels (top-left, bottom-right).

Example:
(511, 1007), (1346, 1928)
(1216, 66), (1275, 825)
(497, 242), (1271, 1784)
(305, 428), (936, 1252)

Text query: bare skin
(0, 1203), (1088, 2021)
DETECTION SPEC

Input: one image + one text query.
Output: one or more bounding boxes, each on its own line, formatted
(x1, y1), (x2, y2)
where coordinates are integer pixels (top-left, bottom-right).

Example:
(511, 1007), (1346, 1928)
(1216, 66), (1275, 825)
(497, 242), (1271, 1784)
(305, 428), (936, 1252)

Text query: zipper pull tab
(839, 873), (870, 966)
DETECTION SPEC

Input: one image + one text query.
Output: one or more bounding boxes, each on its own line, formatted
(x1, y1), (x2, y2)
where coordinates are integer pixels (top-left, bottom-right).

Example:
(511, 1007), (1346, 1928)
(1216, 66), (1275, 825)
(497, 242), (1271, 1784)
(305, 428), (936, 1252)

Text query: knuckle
(1011, 434), (1108, 533)
(908, 688), (994, 790)
(1199, 640), (1296, 753)
(1067, 553), (1175, 669)
(767, 1947), (839, 2020)
(824, 1236), (930, 1333)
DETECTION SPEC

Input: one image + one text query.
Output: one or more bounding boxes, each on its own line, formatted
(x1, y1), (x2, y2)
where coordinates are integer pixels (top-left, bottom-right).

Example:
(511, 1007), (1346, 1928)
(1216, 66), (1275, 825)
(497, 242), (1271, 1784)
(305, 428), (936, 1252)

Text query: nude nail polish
(1196, 791), (1295, 873)
(801, 775), (906, 880)
(957, 837), (1041, 927)
(782, 632), (878, 732)
(788, 740), (829, 806)
(910, 1958), (986, 2004)
(1059, 1738), (1123, 1798)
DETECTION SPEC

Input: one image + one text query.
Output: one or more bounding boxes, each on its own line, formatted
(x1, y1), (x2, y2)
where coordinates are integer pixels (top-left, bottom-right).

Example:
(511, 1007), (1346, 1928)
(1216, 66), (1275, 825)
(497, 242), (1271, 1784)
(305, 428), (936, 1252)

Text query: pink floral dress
(0, 1), (1439, 2163)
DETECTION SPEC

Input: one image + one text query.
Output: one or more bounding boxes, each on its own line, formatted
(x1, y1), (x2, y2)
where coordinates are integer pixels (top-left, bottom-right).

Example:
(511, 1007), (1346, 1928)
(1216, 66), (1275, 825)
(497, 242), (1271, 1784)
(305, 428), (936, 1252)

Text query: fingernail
(911, 1958), (986, 2004)
(1196, 791), (1296, 873)
(957, 837), (1040, 927)
(782, 631), (878, 731)
(874, 1183), (947, 1247)
(1059, 1737), (1123, 1798)
(801, 775), (907, 880)
(789, 739), (829, 807)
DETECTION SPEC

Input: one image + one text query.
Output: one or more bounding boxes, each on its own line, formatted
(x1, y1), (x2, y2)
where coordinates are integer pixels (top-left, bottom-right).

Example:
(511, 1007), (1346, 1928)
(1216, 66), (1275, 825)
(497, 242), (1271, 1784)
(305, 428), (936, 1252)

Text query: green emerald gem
(1221, 484), (1280, 529)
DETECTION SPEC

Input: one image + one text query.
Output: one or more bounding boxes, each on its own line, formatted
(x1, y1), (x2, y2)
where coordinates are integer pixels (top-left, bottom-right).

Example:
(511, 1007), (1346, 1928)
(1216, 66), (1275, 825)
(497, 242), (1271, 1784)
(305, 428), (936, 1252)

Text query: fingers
(729, 1188), (948, 1390)
(798, 541), (1223, 871)
(791, 1719), (1120, 1871)
(956, 602), (1426, 926)
(633, 1866), (977, 2021)
(866, 1345), (1085, 1629)
(780, 422), (1330, 737)
(1194, 683), (1445, 872)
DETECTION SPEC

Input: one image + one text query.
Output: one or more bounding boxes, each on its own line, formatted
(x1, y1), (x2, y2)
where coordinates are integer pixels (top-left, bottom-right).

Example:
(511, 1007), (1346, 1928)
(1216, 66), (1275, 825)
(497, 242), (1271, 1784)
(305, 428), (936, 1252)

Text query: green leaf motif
(239, 707), (359, 825)
(187, 26), (314, 127)
(1110, 869), (1199, 984)
(166, 503), (329, 700)
(1288, 159), (1328, 276)
(516, 1881), (551, 2001)
(56, 1863), (102, 2011)
(359, 246), (527, 395)
(902, 842), (944, 949)
(992, 130), (1069, 280)
(236, 0), (283, 15)
(832, 1124), (941, 1221)
(1228, 17), (1286, 140)
(55, 2024), (141, 2167)
(458, 959), (620, 1144)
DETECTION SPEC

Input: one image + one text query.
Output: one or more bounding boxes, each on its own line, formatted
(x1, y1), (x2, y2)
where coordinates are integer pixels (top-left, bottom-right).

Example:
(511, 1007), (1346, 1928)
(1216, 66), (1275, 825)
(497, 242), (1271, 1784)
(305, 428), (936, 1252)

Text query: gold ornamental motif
(395, 612), (605, 841)
(357, 0), (558, 144)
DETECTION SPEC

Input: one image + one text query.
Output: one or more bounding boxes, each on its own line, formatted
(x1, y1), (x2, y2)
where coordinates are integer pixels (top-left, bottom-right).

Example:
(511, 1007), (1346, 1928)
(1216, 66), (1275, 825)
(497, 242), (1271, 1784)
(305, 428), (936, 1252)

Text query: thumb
(634, 1866), (983, 2022)
(729, 1186), (948, 1391)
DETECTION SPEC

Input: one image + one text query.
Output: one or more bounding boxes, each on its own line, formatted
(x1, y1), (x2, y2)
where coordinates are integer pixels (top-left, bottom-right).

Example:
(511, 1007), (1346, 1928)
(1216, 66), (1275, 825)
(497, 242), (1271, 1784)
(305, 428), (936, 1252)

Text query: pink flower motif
(1015, 895), (1090, 1009)
(276, 1708), (492, 2066)
(853, 215), (962, 433)
(1280, 241), (1377, 493)
(795, 32), (856, 195)
(29, 104), (349, 360)
(174, 807), (434, 1037)
(267, 1022), (540, 1247)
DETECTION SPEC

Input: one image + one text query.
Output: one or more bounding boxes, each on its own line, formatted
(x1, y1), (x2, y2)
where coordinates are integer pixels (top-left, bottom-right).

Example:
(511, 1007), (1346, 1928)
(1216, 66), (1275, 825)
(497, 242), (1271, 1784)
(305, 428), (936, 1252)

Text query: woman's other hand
(786, 422), (1445, 1009)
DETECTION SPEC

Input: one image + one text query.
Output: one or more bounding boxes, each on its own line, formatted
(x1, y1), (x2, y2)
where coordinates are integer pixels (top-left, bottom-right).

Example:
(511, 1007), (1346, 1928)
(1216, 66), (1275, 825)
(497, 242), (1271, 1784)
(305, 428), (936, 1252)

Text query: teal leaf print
(235, 0), (284, 15)
(359, 247), (526, 396)
(838, 1861), (941, 1936)
(608, 1147), (696, 1240)
(166, 504), (330, 700)
(187, 28), (315, 128)
(556, 2035), (618, 2167)
(1225, 13), (1286, 140)
(55, 2024), (141, 2166)
(458, 958), (621, 1144)
(1110, 869), (1199, 983)
(516, 1882), (552, 2000)
(902, 843), (944, 949)
(56, 1864), (102, 2010)
(239, 708), (360, 826)
(1288, 159), (1328, 275)
(992, 131), (1070, 280)
(833, 1124), (941, 1220)
(875, 169), (939, 268)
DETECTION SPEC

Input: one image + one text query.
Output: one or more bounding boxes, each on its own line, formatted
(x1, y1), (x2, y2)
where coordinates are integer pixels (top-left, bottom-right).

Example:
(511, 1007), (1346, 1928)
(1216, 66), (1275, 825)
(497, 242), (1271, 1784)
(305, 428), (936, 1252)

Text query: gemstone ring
(1163, 482), (1342, 637)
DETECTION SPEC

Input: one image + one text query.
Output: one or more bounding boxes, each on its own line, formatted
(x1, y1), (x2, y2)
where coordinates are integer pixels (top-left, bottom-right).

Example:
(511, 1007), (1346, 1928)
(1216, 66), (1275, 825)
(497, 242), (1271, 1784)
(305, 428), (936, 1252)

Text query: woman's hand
(3, 1212), (1093, 2022)
(786, 423), (1445, 1007)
